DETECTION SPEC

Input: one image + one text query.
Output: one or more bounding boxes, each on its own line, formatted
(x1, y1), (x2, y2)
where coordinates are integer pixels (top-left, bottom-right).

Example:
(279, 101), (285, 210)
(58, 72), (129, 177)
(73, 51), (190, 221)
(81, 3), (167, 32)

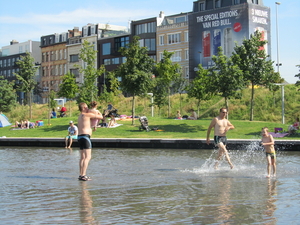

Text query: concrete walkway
(0, 137), (300, 151)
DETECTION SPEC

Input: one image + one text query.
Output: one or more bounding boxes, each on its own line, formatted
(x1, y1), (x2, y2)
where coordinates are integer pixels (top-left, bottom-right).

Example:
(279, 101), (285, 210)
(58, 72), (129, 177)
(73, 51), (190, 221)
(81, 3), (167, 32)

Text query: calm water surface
(0, 144), (299, 224)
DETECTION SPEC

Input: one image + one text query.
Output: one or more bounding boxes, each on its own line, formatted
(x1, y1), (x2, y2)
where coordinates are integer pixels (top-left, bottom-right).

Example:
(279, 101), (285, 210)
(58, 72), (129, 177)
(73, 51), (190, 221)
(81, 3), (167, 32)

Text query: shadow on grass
(42, 125), (67, 132)
(128, 123), (206, 133)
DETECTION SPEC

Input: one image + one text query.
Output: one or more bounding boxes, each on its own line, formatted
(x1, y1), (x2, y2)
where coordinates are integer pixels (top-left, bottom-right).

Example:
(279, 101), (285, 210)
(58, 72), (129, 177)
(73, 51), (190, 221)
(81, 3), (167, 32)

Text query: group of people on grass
(51, 106), (67, 118)
(175, 109), (198, 120)
(15, 120), (36, 129)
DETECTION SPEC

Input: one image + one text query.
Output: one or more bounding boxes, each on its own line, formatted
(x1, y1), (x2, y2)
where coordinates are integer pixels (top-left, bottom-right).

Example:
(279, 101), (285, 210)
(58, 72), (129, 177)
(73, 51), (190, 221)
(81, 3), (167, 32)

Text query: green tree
(171, 75), (188, 113)
(185, 65), (214, 116)
(57, 72), (79, 117)
(155, 50), (181, 117)
(14, 52), (38, 119)
(210, 47), (244, 110)
(153, 80), (169, 116)
(0, 77), (17, 113)
(76, 40), (105, 104)
(232, 31), (281, 121)
(112, 36), (155, 125)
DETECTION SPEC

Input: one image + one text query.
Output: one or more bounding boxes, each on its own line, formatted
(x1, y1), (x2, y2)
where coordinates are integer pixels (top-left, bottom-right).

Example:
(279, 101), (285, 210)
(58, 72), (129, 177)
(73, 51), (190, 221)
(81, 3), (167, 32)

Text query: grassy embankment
(1, 84), (299, 139)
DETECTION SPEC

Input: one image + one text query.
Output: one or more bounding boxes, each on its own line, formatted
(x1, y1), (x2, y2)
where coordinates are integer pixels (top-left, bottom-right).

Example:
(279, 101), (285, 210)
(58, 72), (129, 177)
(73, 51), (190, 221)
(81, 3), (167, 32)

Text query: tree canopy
(0, 76), (17, 113)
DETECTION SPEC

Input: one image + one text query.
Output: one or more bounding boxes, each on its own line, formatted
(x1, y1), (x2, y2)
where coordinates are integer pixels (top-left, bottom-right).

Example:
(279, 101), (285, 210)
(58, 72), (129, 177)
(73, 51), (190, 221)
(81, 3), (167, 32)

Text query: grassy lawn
(1, 116), (298, 140)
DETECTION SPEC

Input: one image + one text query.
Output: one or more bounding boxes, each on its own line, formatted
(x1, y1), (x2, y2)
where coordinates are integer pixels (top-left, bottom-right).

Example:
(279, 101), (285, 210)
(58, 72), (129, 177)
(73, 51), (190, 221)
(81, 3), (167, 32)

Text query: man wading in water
(77, 102), (103, 181)
(206, 107), (234, 169)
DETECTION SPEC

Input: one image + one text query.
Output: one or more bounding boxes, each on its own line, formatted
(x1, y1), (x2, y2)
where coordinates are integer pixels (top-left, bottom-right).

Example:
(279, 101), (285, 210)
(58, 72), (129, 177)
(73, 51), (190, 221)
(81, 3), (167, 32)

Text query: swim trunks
(214, 136), (227, 146)
(77, 134), (92, 150)
(266, 152), (276, 159)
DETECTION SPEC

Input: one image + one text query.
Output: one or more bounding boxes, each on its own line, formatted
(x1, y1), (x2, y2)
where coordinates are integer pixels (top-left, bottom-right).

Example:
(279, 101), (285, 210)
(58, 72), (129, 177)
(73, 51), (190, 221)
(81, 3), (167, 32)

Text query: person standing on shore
(261, 127), (276, 178)
(77, 102), (103, 181)
(206, 107), (234, 169)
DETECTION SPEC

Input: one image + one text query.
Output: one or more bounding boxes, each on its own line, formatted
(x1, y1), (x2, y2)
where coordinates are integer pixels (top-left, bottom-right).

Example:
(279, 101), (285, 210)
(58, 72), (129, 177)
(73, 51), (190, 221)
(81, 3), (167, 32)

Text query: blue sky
(0, 0), (299, 83)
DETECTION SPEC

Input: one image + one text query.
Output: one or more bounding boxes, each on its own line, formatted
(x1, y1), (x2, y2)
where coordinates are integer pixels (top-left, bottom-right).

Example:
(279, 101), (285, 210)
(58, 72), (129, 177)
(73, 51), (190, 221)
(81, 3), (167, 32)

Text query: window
(70, 54), (79, 62)
(115, 36), (129, 52)
(234, 0), (240, 4)
(168, 33), (181, 44)
(145, 38), (156, 51)
(0, 60), (2, 68)
(83, 27), (88, 36)
(70, 69), (79, 77)
(112, 58), (120, 64)
(171, 50), (181, 62)
(135, 22), (156, 35)
(185, 49), (189, 60)
(159, 35), (164, 45)
(3, 59), (6, 67)
(185, 67), (189, 79)
(215, 0), (220, 8)
(102, 43), (111, 55)
(7, 58), (10, 67)
(19, 46), (23, 53)
(103, 59), (111, 65)
(199, 2), (205, 11)
(184, 31), (189, 42)
(55, 34), (59, 43)
(175, 16), (186, 23)
(51, 51), (55, 61)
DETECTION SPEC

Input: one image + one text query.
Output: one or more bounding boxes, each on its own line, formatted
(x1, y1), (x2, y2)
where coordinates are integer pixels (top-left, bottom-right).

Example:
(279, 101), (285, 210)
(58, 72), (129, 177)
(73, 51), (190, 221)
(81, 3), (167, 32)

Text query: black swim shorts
(77, 134), (92, 150)
(266, 152), (276, 159)
(214, 136), (227, 146)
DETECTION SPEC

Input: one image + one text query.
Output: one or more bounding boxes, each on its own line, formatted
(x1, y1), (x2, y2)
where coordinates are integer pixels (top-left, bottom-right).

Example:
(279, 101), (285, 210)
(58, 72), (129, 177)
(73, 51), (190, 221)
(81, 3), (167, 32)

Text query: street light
(147, 93), (154, 117)
(275, 2), (281, 72)
(275, 2), (284, 124)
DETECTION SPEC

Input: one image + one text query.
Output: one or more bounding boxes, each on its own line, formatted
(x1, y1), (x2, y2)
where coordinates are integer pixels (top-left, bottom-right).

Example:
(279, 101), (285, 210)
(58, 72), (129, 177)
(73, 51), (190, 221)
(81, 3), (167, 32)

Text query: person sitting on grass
(288, 117), (299, 135)
(65, 121), (78, 148)
(187, 109), (197, 120)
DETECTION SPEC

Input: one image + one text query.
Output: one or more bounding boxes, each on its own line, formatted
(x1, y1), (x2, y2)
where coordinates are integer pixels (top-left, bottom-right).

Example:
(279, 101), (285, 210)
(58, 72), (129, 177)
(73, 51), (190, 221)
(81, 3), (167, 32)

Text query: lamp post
(147, 93), (154, 117)
(275, 2), (281, 72)
(275, 2), (284, 124)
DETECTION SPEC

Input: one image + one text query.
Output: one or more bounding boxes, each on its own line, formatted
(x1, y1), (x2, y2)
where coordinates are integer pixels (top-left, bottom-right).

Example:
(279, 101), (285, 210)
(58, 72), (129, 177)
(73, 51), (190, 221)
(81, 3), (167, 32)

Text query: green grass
(1, 116), (297, 140)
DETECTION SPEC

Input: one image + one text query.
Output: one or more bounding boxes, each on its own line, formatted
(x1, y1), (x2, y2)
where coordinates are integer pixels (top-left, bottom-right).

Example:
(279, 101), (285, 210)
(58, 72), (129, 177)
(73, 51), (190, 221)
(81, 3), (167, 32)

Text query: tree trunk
(28, 92), (32, 119)
(225, 97), (229, 119)
(250, 83), (254, 121)
(168, 88), (171, 118)
(179, 93), (182, 113)
(131, 95), (135, 125)
(197, 99), (201, 118)
(69, 101), (72, 117)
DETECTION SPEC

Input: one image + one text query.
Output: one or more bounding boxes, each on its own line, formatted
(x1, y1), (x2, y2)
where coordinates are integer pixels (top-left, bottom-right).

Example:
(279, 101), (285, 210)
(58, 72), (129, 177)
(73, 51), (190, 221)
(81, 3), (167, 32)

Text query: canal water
(0, 144), (299, 224)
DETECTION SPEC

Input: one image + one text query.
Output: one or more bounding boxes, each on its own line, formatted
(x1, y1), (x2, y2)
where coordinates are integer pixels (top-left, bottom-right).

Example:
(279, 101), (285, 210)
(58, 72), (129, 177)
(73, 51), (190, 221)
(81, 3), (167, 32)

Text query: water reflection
(215, 177), (234, 224)
(79, 182), (96, 224)
(264, 179), (278, 224)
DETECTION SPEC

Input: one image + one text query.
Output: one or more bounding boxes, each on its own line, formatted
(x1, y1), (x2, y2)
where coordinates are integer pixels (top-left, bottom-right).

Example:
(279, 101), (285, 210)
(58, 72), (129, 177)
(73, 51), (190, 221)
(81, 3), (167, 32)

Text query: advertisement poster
(189, 4), (270, 77)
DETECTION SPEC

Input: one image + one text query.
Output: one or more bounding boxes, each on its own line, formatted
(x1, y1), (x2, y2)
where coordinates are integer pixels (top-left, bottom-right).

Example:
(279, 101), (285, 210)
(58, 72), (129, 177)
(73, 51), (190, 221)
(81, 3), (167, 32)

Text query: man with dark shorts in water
(206, 107), (234, 169)
(77, 102), (103, 181)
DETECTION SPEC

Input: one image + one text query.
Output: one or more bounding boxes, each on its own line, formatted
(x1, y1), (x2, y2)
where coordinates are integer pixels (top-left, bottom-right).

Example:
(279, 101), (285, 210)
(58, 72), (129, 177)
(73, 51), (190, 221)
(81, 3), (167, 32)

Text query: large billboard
(189, 3), (270, 77)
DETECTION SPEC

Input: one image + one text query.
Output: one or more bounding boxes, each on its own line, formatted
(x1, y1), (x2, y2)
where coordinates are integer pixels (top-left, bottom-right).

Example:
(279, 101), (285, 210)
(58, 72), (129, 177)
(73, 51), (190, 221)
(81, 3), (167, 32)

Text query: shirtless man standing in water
(206, 107), (234, 169)
(77, 102), (103, 181)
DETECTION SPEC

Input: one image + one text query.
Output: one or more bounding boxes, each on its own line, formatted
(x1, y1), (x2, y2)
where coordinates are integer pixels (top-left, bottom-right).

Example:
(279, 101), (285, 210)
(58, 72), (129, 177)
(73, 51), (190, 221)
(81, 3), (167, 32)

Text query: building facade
(0, 40), (41, 103)
(40, 33), (68, 103)
(189, 0), (270, 78)
(157, 12), (190, 79)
